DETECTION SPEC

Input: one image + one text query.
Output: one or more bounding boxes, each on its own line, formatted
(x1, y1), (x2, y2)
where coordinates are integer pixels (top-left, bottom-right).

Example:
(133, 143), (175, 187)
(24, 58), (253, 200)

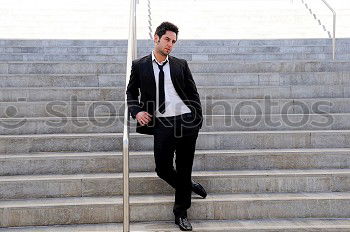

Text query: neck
(153, 50), (167, 63)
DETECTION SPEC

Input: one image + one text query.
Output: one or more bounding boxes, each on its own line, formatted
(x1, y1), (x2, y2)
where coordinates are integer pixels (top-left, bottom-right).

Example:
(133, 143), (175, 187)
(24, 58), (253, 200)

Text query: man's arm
(126, 60), (153, 126)
(183, 60), (203, 125)
(126, 60), (142, 119)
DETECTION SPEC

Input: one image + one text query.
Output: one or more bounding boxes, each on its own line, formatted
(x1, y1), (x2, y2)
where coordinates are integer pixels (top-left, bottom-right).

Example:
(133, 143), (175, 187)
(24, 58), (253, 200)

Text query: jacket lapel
(144, 54), (156, 98)
(169, 56), (182, 90)
(169, 56), (176, 86)
(145, 54), (155, 81)
(169, 56), (186, 99)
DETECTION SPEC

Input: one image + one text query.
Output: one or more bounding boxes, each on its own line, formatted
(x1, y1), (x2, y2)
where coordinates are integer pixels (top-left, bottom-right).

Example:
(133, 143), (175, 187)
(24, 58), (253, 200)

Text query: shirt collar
(152, 50), (169, 65)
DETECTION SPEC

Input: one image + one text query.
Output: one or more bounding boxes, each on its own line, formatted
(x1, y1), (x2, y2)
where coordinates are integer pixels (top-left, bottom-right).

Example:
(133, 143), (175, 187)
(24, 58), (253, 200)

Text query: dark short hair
(154, 21), (179, 40)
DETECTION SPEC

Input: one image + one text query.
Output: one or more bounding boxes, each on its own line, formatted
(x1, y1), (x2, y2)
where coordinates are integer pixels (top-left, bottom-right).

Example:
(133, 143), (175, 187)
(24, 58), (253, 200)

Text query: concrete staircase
(1, 39), (350, 231)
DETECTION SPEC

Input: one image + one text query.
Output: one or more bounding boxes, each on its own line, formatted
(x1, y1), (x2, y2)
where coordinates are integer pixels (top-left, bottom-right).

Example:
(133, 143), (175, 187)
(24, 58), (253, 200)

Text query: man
(126, 21), (207, 231)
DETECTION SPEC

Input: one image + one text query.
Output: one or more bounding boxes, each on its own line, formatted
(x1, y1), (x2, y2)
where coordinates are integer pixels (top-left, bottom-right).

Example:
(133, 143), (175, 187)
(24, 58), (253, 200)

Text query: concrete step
(2, 218), (350, 232)
(1, 61), (350, 74)
(2, 97), (350, 118)
(0, 192), (350, 227)
(1, 169), (349, 200)
(0, 100), (124, 118)
(0, 97), (343, 119)
(3, 146), (350, 175)
(1, 46), (350, 55)
(156, 46), (350, 54)
(1, 72), (350, 88)
(0, 87), (122, 102)
(176, 53), (350, 61)
(0, 85), (349, 102)
(202, 97), (350, 115)
(0, 54), (127, 62)
(1, 148), (349, 176)
(194, 72), (350, 87)
(0, 43), (346, 50)
(186, 61), (350, 73)
(0, 74), (125, 87)
(0, 40), (129, 47)
(2, 53), (350, 62)
(0, 62), (124, 74)
(1, 113), (350, 135)
(210, 84), (349, 99)
(1, 39), (349, 47)
(1, 130), (350, 153)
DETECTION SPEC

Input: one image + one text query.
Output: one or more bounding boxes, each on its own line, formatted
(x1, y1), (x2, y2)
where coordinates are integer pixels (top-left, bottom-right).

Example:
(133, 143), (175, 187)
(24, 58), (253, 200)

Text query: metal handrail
(123, 0), (137, 231)
(320, 0), (336, 60)
(147, 0), (153, 39)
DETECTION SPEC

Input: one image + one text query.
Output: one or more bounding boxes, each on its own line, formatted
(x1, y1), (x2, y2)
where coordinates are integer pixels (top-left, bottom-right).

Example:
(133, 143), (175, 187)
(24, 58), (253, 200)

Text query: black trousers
(153, 112), (199, 218)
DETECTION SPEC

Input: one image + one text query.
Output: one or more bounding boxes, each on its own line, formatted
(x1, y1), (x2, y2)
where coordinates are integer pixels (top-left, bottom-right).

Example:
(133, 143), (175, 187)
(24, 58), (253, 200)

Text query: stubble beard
(160, 48), (170, 56)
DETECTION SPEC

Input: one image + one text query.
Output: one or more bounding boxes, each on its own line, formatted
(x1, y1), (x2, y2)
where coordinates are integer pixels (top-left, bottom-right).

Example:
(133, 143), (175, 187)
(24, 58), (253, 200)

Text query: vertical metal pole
(123, 0), (137, 231)
(122, 116), (130, 232)
(332, 13), (336, 60)
(134, 1), (138, 58)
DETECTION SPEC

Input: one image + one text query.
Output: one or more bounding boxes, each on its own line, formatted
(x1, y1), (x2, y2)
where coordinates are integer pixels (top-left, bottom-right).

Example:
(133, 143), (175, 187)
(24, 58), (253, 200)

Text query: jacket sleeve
(126, 60), (142, 119)
(183, 60), (203, 120)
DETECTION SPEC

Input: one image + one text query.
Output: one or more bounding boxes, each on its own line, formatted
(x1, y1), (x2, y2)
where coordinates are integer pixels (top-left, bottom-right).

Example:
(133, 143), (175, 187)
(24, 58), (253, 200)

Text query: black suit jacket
(126, 54), (203, 135)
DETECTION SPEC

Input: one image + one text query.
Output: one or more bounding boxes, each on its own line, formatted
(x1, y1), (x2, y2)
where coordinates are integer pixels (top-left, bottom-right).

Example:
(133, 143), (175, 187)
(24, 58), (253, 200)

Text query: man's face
(154, 30), (177, 56)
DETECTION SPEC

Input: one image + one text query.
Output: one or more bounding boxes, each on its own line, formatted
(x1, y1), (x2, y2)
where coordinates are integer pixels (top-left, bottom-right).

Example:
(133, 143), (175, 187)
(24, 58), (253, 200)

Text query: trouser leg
(172, 131), (199, 217)
(153, 121), (177, 189)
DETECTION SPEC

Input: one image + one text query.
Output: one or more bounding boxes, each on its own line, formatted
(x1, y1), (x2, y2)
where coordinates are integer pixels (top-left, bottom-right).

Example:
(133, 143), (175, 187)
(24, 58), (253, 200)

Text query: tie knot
(157, 60), (168, 70)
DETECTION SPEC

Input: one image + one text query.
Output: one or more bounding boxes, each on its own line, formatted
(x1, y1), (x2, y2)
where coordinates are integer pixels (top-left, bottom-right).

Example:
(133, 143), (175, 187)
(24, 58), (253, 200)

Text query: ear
(154, 34), (160, 44)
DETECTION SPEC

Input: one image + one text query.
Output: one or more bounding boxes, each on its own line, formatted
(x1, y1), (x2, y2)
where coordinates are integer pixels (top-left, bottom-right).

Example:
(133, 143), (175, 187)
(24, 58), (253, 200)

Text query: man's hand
(136, 111), (152, 126)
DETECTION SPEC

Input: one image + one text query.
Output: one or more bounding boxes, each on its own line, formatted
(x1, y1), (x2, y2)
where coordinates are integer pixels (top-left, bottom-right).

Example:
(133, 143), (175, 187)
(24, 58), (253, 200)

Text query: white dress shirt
(152, 51), (191, 117)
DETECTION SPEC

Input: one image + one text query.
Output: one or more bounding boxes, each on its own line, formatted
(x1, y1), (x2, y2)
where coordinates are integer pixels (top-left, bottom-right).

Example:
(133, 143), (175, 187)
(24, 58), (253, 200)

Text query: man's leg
(172, 131), (199, 217)
(153, 120), (177, 189)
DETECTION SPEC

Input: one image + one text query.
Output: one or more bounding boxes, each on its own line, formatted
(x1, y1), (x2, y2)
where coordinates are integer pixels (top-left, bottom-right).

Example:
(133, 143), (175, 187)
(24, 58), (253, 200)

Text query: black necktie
(157, 60), (168, 114)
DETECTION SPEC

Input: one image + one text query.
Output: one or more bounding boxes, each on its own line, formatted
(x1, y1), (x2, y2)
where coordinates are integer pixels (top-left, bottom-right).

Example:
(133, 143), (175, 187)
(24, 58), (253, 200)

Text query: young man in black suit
(126, 21), (207, 231)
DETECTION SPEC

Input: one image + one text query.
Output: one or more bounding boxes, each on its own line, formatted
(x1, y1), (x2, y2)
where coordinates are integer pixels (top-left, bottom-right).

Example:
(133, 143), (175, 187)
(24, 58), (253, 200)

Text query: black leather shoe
(192, 180), (207, 198)
(175, 215), (193, 231)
